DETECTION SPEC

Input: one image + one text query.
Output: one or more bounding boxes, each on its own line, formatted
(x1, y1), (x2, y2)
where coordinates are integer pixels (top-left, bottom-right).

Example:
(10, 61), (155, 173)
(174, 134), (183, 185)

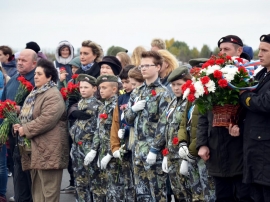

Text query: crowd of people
(0, 33), (269, 202)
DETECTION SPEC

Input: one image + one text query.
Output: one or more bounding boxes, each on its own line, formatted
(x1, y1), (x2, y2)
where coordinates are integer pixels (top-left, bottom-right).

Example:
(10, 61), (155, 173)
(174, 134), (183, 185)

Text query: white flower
(194, 81), (204, 98)
(183, 88), (190, 99)
(205, 80), (216, 93)
(205, 65), (221, 75)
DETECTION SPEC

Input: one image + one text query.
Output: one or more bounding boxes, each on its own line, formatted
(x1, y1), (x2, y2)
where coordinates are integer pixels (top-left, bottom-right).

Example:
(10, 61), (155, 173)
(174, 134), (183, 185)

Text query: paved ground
(6, 169), (75, 202)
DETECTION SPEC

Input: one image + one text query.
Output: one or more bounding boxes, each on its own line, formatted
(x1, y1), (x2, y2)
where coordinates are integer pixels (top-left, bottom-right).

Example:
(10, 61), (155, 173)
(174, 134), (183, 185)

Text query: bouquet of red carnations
(182, 54), (259, 126)
(0, 100), (21, 145)
(60, 74), (80, 101)
(0, 76), (33, 145)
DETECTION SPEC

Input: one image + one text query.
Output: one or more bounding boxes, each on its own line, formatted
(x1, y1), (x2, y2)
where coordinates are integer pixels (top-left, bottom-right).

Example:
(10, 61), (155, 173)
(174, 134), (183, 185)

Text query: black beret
(168, 66), (189, 83)
(188, 58), (208, 67)
(218, 35), (243, 47)
(77, 74), (97, 86)
(260, 34), (270, 44)
(96, 74), (118, 86)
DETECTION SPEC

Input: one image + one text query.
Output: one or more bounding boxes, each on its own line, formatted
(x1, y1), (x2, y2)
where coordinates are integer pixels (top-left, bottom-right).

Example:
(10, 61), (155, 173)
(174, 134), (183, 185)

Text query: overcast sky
(1, 0), (269, 54)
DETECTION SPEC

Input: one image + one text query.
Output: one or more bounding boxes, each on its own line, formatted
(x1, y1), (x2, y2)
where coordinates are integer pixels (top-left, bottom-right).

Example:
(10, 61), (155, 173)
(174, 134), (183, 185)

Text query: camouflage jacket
(69, 96), (103, 147)
(124, 79), (171, 156)
(92, 94), (118, 159)
(150, 97), (187, 158)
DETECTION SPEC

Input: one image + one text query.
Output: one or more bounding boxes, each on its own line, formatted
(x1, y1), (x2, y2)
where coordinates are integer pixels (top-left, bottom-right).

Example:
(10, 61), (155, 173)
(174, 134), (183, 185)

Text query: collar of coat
(140, 78), (161, 89)
(104, 94), (118, 105)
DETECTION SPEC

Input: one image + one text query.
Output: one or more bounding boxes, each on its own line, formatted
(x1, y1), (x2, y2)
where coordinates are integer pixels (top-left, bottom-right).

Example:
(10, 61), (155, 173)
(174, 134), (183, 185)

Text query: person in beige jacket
(14, 59), (69, 202)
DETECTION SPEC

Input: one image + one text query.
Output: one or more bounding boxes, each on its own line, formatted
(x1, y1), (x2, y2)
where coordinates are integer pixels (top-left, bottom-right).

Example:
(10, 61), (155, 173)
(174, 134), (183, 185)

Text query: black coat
(75, 62), (100, 78)
(240, 67), (270, 186)
(196, 111), (244, 177)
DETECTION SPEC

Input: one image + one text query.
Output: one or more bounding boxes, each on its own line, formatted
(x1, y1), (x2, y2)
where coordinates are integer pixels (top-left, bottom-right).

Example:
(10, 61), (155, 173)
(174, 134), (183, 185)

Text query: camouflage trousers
(88, 156), (107, 202)
(106, 153), (135, 202)
(188, 158), (216, 202)
(133, 155), (167, 202)
(70, 144), (92, 202)
(167, 158), (192, 201)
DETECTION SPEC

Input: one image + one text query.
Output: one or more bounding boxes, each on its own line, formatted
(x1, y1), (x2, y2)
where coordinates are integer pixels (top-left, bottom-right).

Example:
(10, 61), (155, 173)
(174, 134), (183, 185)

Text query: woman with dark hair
(0, 46), (17, 77)
(13, 59), (69, 202)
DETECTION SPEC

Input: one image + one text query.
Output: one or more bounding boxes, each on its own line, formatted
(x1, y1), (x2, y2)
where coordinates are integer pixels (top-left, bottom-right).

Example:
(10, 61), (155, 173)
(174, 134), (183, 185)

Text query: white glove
(178, 145), (189, 159)
(97, 157), (100, 168)
(186, 153), (196, 164)
(118, 129), (125, 139)
(162, 156), (169, 173)
(84, 150), (97, 165)
(146, 151), (157, 165)
(180, 160), (189, 176)
(131, 100), (146, 112)
(100, 153), (113, 169)
(113, 150), (122, 160)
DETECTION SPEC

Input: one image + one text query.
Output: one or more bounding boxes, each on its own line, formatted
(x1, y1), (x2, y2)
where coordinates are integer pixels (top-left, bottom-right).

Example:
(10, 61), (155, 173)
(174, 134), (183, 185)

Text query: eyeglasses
(138, 64), (156, 70)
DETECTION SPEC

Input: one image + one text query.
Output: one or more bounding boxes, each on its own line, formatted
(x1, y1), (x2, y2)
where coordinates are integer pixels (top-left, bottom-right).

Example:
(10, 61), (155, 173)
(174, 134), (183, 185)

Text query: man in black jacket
(196, 35), (253, 202)
(239, 34), (270, 202)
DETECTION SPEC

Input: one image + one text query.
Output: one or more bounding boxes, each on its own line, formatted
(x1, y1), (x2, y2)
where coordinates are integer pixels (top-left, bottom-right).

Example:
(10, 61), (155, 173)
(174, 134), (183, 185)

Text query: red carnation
(17, 76), (26, 82)
(235, 58), (243, 63)
(213, 70), (223, 79)
(226, 55), (232, 60)
(99, 113), (108, 119)
(200, 76), (210, 85)
(72, 74), (79, 79)
(172, 137), (179, 145)
(60, 67), (66, 72)
(202, 62), (210, 69)
(78, 141), (83, 146)
(204, 87), (209, 95)
(190, 67), (201, 77)
(215, 59), (225, 65)
(187, 94), (195, 102)
(162, 148), (169, 156)
(151, 90), (157, 96)
(189, 84), (196, 94)
(207, 59), (215, 66)
(60, 87), (68, 100)
(238, 67), (247, 73)
(218, 79), (228, 88)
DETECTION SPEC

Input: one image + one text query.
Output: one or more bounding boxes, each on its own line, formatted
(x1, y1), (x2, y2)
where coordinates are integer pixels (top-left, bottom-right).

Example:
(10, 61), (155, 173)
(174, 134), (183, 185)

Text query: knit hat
(69, 56), (81, 68)
(77, 74), (97, 86)
(98, 56), (122, 75)
(25, 41), (40, 53)
(96, 74), (118, 86)
(218, 35), (243, 47)
(107, 46), (128, 56)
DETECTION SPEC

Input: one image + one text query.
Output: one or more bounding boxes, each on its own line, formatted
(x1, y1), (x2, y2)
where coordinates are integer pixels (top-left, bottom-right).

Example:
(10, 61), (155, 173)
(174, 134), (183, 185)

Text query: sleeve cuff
(150, 147), (159, 154)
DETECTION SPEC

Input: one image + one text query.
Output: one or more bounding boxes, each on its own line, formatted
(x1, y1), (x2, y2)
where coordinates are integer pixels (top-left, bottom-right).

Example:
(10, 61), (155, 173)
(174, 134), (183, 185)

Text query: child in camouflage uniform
(124, 51), (171, 201)
(84, 75), (119, 202)
(110, 65), (136, 201)
(149, 66), (193, 202)
(69, 74), (103, 202)
(178, 59), (216, 202)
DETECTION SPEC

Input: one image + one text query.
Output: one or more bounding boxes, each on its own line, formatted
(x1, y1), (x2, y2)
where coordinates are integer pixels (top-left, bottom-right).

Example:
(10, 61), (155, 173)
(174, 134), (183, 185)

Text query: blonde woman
(116, 52), (131, 68)
(158, 49), (179, 95)
(130, 46), (146, 67)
